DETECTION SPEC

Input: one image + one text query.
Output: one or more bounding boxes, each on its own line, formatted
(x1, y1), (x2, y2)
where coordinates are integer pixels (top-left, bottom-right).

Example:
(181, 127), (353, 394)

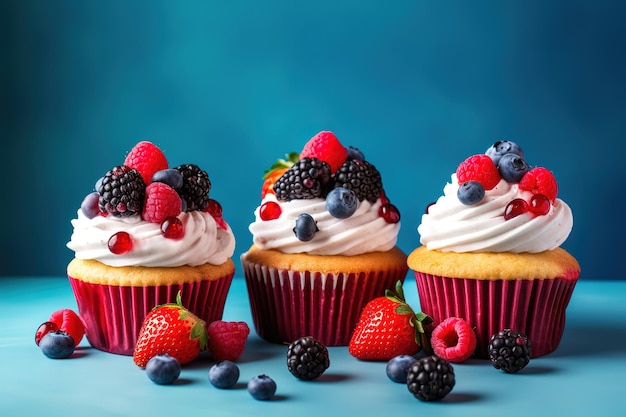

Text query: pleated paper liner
(242, 259), (407, 346)
(413, 272), (577, 358)
(68, 272), (234, 355)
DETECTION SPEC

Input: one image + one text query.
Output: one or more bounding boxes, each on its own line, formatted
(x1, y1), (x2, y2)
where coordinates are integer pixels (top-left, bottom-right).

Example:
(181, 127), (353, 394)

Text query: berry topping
(333, 159), (383, 202)
(406, 355), (455, 401)
(488, 329), (531, 373)
(504, 198), (529, 220)
(142, 182), (182, 224)
(133, 292), (208, 368)
(430, 317), (477, 363)
(379, 203), (401, 224)
(485, 140), (524, 165)
(35, 322), (59, 346)
(300, 131), (348, 173)
(152, 168), (184, 190)
(346, 145), (365, 161)
(519, 167), (558, 202)
(174, 164), (211, 211)
(48, 309), (85, 346)
(286, 336), (330, 380)
(124, 141), (169, 185)
(80, 192), (101, 219)
(456, 154), (501, 191)
(259, 201), (282, 220)
(108, 231), (133, 254)
(326, 187), (358, 219)
(207, 320), (250, 362)
(98, 165), (146, 217)
(273, 157), (332, 201)
(293, 213), (319, 241)
(247, 374), (277, 401)
(529, 194), (551, 215)
(261, 152), (299, 198)
(386, 354), (418, 383)
(457, 180), (485, 205)
(145, 354), (181, 385)
(205, 199), (228, 230)
(209, 360), (240, 389)
(39, 330), (75, 359)
(160, 216), (184, 239)
(497, 153), (531, 182)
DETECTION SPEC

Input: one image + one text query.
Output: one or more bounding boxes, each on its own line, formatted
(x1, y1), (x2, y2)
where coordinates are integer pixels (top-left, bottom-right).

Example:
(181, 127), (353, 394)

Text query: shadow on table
(551, 321), (626, 358)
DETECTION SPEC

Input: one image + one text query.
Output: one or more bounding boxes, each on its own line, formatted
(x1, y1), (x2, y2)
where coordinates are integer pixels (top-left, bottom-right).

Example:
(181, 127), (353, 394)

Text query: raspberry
(300, 131), (348, 173)
(124, 141), (169, 185)
(286, 336), (330, 380)
(207, 321), (250, 361)
(142, 182), (182, 224)
(430, 317), (477, 363)
(488, 329), (531, 373)
(456, 154), (501, 191)
(519, 167), (558, 202)
(48, 309), (85, 346)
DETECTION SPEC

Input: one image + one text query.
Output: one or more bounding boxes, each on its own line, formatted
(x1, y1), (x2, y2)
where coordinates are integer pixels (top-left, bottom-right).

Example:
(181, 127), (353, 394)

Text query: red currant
(529, 194), (551, 216)
(108, 231), (133, 254)
(504, 199), (529, 220)
(206, 199), (223, 217)
(35, 321), (59, 346)
(379, 190), (389, 205)
(161, 216), (184, 239)
(379, 203), (400, 224)
(260, 201), (281, 221)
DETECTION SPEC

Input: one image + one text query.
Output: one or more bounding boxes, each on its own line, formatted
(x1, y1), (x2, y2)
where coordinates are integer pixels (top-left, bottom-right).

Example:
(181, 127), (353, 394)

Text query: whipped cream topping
(418, 174), (573, 253)
(67, 210), (235, 267)
(249, 194), (399, 256)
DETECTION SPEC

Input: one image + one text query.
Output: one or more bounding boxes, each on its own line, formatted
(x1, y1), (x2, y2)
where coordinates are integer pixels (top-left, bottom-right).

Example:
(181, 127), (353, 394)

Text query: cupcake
(66, 141), (236, 355)
(241, 131), (408, 346)
(408, 140), (580, 358)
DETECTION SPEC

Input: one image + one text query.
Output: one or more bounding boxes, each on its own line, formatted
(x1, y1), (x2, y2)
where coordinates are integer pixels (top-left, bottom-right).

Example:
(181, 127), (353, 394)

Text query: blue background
(2, 1), (625, 279)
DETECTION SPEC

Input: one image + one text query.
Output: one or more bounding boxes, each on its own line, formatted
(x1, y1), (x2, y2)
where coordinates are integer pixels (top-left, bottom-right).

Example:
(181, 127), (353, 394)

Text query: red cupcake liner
(413, 272), (577, 358)
(68, 273), (234, 355)
(242, 260), (407, 346)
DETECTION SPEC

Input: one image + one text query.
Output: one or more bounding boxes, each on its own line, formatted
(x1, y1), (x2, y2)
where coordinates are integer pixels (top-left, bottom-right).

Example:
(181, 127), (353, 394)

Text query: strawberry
(133, 292), (208, 368)
(300, 131), (347, 173)
(261, 152), (299, 198)
(48, 309), (85, 346)
(348, 281), (432, 361)
(207, 320), (250, 361)
(124, 141), (169, 185)
(519, 166), (558, 202)
(142, 182), (182, 223)
(456, 154), (501, 191)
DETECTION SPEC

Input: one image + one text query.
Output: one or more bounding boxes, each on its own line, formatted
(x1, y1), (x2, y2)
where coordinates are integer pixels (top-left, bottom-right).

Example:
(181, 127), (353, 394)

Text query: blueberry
(386, 354), (419, 383)
(457, 181), (485, 205)
(247, 374), (277, 400)
(145, 354), (181, 385)
(209, 360), (240, 389)
(497, 153), (531, 182)
(347, 146), (365, 161)
(326, 187), (358, 219)
(39, 331), (75, 359)
(293, 213), (319, 241)
(80, 192), (101, 218)
(485, 140), (524, 165)
(152, 169), (184, 190)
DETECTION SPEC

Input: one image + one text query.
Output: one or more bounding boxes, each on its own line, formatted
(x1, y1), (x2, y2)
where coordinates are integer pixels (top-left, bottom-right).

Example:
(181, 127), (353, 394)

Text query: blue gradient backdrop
(2, 1), (625, 279)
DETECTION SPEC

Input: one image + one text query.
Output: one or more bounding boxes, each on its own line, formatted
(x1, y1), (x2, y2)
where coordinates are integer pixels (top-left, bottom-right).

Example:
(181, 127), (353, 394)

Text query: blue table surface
(1, 276), (625, 417)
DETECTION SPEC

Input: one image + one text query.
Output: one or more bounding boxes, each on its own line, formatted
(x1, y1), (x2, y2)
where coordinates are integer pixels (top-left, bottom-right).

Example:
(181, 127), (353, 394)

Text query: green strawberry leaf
(395, 304), (414, 316)
(262, 152), (299, 179)
(190, 322), (208, 350)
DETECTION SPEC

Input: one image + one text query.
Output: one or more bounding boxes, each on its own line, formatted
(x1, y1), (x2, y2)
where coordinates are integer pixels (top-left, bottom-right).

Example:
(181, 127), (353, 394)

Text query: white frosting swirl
(249, 194), (399, 255)
(67, 210), (235, 267)
(418, 174), (573, 253)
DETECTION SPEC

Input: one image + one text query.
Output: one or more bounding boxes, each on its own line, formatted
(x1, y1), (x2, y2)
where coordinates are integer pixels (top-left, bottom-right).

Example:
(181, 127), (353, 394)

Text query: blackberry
(273, 157), (332, 201)
(98, 165), (146, 217)
(332, 159), (382, 203)
(488, 329), (531, 373)
(286, 336), (330, 380)
(406, 355), (455, 401)
(174, 164), (211, 211)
